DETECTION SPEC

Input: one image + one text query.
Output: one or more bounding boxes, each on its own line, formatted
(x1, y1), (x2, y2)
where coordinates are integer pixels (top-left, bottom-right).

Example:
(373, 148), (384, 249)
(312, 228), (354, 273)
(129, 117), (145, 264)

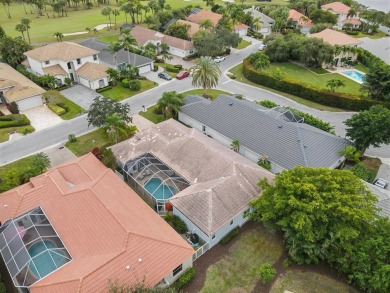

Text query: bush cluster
(350, 163), (376, 183)
(243, 59), (389, 111)
(172, 267), (195, 291)
(129, 80), (141, 91)
(164, 212), (187, 234)
(166, 65), (180, 73)
(346, 31), (359, 35)
(153, 64), (159, 72)
(96, 85), (113, 93)
(48, 104), (66, 116)
(0, 114), (30, 128)
(173, 64), (183, 70)
(219, 227), (239, 245)
(357, 47), (389, 70)
(259, 263), (276, 284)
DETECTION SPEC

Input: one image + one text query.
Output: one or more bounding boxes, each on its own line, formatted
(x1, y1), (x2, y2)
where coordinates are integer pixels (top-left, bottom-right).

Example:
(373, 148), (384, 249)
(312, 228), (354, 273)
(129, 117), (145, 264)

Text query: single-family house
(176, 20), (200, 41)
(311, 28), (363, 66)
(111, 119), (274, 249)
(179, 95), (353, 173)
(321, 1), (360, 29)
(23, 42), (109, 90)
(244, 7), (275, 37)
(288, 9), (313, 34)
(0, 63), (45, 111)
(0, 154), (194, 292)
(130, 26), (195, 58)
(80, 39), (154, 74)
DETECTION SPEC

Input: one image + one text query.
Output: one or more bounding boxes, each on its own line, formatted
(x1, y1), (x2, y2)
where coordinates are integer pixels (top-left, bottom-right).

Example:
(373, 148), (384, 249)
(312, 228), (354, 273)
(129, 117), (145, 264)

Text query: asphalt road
(0, 41), (388, 165)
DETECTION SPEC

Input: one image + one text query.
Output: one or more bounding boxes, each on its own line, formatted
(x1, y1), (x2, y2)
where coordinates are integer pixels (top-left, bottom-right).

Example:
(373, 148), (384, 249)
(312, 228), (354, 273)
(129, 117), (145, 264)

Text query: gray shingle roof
(80, 39), (153, 68)
(243, 8), (275, 28)
(180, 95), (353, 170)
(366, 183), (390, 218)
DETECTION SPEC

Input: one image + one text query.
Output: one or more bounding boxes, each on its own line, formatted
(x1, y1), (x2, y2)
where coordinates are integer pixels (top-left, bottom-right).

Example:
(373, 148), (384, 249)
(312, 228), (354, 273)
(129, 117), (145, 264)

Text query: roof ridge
(294, 124), (309, 166)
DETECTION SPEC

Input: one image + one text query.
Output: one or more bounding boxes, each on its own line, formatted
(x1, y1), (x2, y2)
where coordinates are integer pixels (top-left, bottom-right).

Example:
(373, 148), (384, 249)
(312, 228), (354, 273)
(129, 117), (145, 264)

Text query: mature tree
(86, 27), (92, 36)
(344, 105), (390, 153)
(326, 79), (346, 92)
(337, 145), (360, 168)
(164, 22), (190, 40)
(299, 38), (334, 68)
(190, 56), (221, 97)
(199, 18), (214, 30)
(53, 32), (64, 42)
(103, 113), (131, 144)
(0, 36), (31, 67)
(0, 25), (6, 39)
(111, 9), (120, 30)
(87, 96), (131, 128)
(230, 139), (240, 152)
(1, 0), (12, 18)
(309, 9), (338, 24)
(15, 23), (27, 41)
(250, 167), (378, 264)
(361, 64), (390, 101)
(157, 91), (184, 119)
(264, 34), (290, 62)
(248, 52), (270, 71)
(101, 6), (113, 29)
(121, 31), (138, 51)
(106, 68), (120, 85)
(33, 152), (51, 174)
(310, 23), (333, 33)
(21, 18), (32, 44)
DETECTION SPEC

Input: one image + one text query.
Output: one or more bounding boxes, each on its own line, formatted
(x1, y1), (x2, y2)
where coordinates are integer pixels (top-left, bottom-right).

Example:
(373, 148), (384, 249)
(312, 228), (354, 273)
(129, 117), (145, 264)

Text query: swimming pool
(342, 70), (365, 84)
(144, 178), (177, 200)
(28, 240), (67, 278)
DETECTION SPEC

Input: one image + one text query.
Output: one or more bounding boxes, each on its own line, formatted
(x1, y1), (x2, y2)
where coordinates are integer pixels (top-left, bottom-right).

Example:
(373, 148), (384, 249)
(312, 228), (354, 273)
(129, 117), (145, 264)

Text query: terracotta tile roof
(0, 154), (193, 292)
(24, 42), (98, 62)
(76, 62), (109, 81)
(288, 9), (313, 26)
(163, 35), (194, 50)
(186, 9), (222, 26)
(177, 19), (200, 38)
(321, 1), (351, 14)
(342, 18), (361, 25)
(311, 28), (363, 46)
(233, 23), (249, 30)
(42, 64), (67, 76)
(111, 119), (274, 237)
(0, 63), (45, 102)
(21, 59), (30, 67)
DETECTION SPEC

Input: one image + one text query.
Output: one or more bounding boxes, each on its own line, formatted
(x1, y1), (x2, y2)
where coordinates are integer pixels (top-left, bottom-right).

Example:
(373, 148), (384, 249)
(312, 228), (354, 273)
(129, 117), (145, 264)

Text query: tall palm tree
(15, 23), (26, 40)
(93, 28), (98, 35)
(106, 68), (120, 85)
(121, 32), (138, 51)
(230, 139), (240, 152)
(104, 41), (122, 67)
(190, 56), (221, 98)
(252, 17), (263, 31)
(326, 79), (346, 92)
(157, 91), (184, 119)
(111, 9), (120, 30)
(33, 152), (51, 174)
(53, 32), (64, 42)
(199, 19), (214, 30)
(21, 18), (31, 44)
(104, 113), (130, 144)
(86, 27), (91, 36)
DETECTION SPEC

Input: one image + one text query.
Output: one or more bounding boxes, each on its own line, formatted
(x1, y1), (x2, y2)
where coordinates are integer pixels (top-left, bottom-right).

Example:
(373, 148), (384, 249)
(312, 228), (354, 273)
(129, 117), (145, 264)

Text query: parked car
(158, 72), (172, 80)
(214, 56), (225, 63)
(258, 44), (267, 51)
(374, 178), (389, 189)
(176, 70), (190, 80)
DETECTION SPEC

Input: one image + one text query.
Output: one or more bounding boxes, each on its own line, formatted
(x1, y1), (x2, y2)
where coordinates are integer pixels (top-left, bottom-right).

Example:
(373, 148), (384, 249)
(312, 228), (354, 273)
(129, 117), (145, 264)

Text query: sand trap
(62, 24), (113, 36)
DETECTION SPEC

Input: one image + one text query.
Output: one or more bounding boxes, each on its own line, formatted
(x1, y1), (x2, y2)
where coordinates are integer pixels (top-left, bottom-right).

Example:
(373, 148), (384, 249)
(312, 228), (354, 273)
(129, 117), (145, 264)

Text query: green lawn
(236, 39), (252, 50)
(355, 63), (369, 73)
(229, 64), (345, 112)
(266, 62), (362, 96)
(97, 34), (120, 44)
(201, 224), (283, 293)
(56, 95), (85, 119)
(181, 89), (231, 100)
(308, 67), (329, 74)
(353, 31), (388, 39)
(0, 156), (35, 179)
(101, 80), (156, 101)
(139, 105), (166, 124)
(65, 128), (111, 157)
(0, 126), (35, 143)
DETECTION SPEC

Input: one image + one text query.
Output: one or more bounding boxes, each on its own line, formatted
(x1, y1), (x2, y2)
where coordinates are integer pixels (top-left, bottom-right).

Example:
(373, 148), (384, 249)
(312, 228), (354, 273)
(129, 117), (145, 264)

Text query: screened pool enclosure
(0, 207), (71, 291)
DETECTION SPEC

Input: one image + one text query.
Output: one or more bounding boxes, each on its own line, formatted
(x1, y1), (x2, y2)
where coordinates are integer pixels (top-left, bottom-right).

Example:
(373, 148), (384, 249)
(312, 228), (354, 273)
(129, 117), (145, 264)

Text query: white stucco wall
(27, 57), (45, 76)
(168, 47), (194, 58)
(17, 95), (43, 111)
(79, 76), (108, 90)
(163, 255), (193, 286)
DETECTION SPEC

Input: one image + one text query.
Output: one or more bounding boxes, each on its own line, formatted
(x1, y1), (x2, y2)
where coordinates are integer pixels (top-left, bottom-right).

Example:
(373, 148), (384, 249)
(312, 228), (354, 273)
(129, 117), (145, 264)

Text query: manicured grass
(266, 62), (362, 96)
(236, 39), (252, 49)
(0, 156), (34, 182)
(139, 105), (166, 124)
(229, 64), (345, 112)
(308, 67), (329, 74)
(201, 224), (283, 293)
(181, 89), (231, 100)
(65, 128), (111, 157)
(270, 270), (359, 293)
(56, 95), (85, 119)
(355, 63), (369, 73)
(0, 126), (35, 143)
(101, 80), (156, 101)
(360, 157), (382, 177)
(353, 31), (388, 39)
(97, 34), (120, 44)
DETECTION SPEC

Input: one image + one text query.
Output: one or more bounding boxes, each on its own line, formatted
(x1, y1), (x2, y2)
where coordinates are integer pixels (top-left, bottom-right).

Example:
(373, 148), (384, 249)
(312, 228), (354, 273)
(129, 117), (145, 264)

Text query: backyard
(65, 128), (110, 157)
(101, 80), (156, 101)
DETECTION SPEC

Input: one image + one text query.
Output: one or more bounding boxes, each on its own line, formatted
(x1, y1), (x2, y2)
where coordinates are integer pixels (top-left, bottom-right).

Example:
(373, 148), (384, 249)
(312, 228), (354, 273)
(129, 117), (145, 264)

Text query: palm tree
(199, 19), (214, 30)
(15, 23), (26, 40)
(252, 17), (263, 31)
(33, 152), (51, 174)
(103, 113), (130, 144)
(101, 6), (112, 30)
(111, 9), (120, 30)
(41, 74), (57, 89)
(93, 28), (98, 35)
(253, 53), (270, 71)
(230, 139), (240, 152)
(86, 27), (91, 36)
(106, 68), (120, 85)
(347, 8), (357, 19)
(121, 32), (138, 51)
(157, 91), (184, 119)
(159, 43), (172, 62)
(21, 18), (31, 44)
(190, 56), (221, 98)
(104, 42), (122, 67)
(326, 79), (346, 92)
(53, 32), (64, 42)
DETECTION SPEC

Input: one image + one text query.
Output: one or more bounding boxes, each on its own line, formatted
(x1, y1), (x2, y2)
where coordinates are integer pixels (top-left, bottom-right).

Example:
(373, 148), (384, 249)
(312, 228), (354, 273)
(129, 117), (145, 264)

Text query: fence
(192, 242), (210, 261)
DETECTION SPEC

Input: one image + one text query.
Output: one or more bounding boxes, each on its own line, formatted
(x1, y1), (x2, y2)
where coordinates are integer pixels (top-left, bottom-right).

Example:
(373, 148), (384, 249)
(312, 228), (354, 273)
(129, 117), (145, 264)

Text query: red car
(176, 70), (190, 80)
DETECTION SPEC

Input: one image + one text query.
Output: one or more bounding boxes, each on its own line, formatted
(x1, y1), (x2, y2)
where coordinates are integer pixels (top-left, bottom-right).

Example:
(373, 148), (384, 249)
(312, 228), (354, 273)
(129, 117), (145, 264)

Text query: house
(0, 154), (193, 292)
(311, 29), (363, 66)
(0, 63), (45, 111)
(110, 119), (274, 249)
(23, 42), (109, 90)
(366, 183), (390, 218)
(288, 9), (313, 34)
(80, 39), (154, 74)
(321, 1), (359, 28)
(176, 20), (200, 40)
(130, 26), (195, 58)
(179, 95), (353, 173)
(244, 7), (275, 37)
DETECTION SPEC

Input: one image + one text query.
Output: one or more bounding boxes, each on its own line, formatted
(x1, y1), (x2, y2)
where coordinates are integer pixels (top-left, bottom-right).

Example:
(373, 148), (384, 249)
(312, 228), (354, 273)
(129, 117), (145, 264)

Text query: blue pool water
(28, 240), (67, 278)
(342, 70), (365, 84)
(144, 178), (177, 200)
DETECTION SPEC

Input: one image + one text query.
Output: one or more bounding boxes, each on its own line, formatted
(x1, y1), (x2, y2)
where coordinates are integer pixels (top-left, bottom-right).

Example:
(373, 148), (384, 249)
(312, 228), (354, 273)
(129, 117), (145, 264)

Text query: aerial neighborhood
(0, 0), (389, 293)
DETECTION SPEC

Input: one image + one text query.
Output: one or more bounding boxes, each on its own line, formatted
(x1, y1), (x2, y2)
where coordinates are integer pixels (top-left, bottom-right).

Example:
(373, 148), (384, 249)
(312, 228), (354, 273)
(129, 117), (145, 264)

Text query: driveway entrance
(61, 85), (100, 110)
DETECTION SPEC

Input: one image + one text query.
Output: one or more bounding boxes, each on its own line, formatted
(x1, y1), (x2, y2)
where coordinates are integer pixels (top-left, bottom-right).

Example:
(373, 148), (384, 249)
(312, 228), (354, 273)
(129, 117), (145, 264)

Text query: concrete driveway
(61, 85), (100, 110)
(142, 66), (173, 85)
(22, 105), (63, 131)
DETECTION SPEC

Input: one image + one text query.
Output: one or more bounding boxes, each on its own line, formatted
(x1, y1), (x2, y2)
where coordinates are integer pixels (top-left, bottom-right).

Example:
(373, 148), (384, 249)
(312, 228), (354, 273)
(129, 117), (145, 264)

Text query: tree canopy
(0, 36), (31, 68)
(164, 22), (190, 40)
(361, 64), (390, 101)
(190, 56), (221, 97)
(157, 91), (184, 119)
(309, 9), (337, 24)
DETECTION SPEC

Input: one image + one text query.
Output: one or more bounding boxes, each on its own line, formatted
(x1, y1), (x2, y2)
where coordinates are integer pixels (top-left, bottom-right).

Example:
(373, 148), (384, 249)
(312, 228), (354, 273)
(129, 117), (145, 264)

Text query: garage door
(138, 63), (152, 74)
(17, 95), (43, 111)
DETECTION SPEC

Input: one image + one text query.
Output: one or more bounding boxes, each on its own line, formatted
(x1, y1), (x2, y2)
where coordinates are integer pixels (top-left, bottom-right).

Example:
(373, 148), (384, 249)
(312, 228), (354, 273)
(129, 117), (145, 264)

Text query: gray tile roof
(244, 8), (275, 28)
(366, 183), (390, 218)
(80, 39), (153, 68)
(180, 95), (353, 170)
(162, 18), (178, 31)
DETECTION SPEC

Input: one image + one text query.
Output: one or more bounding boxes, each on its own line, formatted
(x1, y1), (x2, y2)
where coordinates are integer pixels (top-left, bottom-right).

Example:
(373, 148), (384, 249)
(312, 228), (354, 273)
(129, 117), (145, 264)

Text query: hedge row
(166, 65), (180, 73)
(242, 59), (389, 111)
(0, 114), (30, 128)
(220, 227), (239, 245)
(357, 48), (389, 70)
(96, 85), (113, 93)
(48, 104), (66, 116)
(165, 212), (187, 234)
(172, 267), (195, 291)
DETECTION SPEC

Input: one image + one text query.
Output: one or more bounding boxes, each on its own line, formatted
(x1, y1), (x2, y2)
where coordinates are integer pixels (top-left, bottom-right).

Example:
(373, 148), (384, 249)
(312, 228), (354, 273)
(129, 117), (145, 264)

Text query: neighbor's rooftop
(321, 1), (351, 14)
(311, 28), (363, 46)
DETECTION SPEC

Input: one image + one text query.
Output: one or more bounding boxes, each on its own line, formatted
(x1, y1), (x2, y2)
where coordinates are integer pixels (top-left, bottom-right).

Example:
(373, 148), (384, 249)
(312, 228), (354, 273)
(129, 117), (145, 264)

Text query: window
(230, 220), (233, 225)
(173, 264), (182, 277)
(77, 58), (81, 65)
(67, 62), (72, 69)
(45, 61), (50, 65)
(202, 125), (206, 132)
(93, 54), (97, 61)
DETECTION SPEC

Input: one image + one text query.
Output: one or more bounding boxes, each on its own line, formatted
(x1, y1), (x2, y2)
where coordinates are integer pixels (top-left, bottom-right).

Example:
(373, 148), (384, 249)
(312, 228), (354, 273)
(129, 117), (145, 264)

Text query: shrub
(233, 94), (244, 100)
(259, 263), (276, 284)
(68, 134), (77, 143)
(155, 58), (165, 63)
(100, 147), (118, 170)
(346, 31), (359, 35)
(257, 100), (278, 108)
(165, 213), (187, 234)
(173, 64), (183, 70)
(286, 107), (335, 133)
(350, 163), (376, 183)
(21, 127), (33, 135)
(137, 76), (147, 80)
(121, 78), (130, 88)
(153, 64), (158, 72)
(166, 66), (180, 73)
(225, 48), (231, 54)
(129, 79), (141, 91)
(57, 102), (69, 112)
(173, 267), (195, 291)
(0, 114), (30, 128)
(282, 258), (291, 268)
(48, 104), (66, 116)
(219, 227), (239, 245)
(9, 101), (19, 114)
(357, 47), (388, 70)
(0, 282), (5, 293)
(227, 73), (236, 79)
(96, 85), (112, 93)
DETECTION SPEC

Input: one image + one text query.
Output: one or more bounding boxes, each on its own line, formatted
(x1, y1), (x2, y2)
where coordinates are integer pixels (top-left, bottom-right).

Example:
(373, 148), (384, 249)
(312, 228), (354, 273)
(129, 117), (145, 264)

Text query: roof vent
(126, 265), (130, 270)
(278, 125), (283, 129)
(229, 102), (234, 106)
(304, 145), (308, 148)
(138, 258), (142, 263)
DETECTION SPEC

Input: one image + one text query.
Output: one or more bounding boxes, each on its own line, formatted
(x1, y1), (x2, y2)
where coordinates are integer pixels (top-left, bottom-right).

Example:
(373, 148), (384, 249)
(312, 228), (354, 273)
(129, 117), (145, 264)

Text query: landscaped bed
(0, 114), (35, 143)
(101, 80), (156, 101)
(139, 105), (166, 124)
(65, 128), (111, 157)
(44, 90), (85, 120)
